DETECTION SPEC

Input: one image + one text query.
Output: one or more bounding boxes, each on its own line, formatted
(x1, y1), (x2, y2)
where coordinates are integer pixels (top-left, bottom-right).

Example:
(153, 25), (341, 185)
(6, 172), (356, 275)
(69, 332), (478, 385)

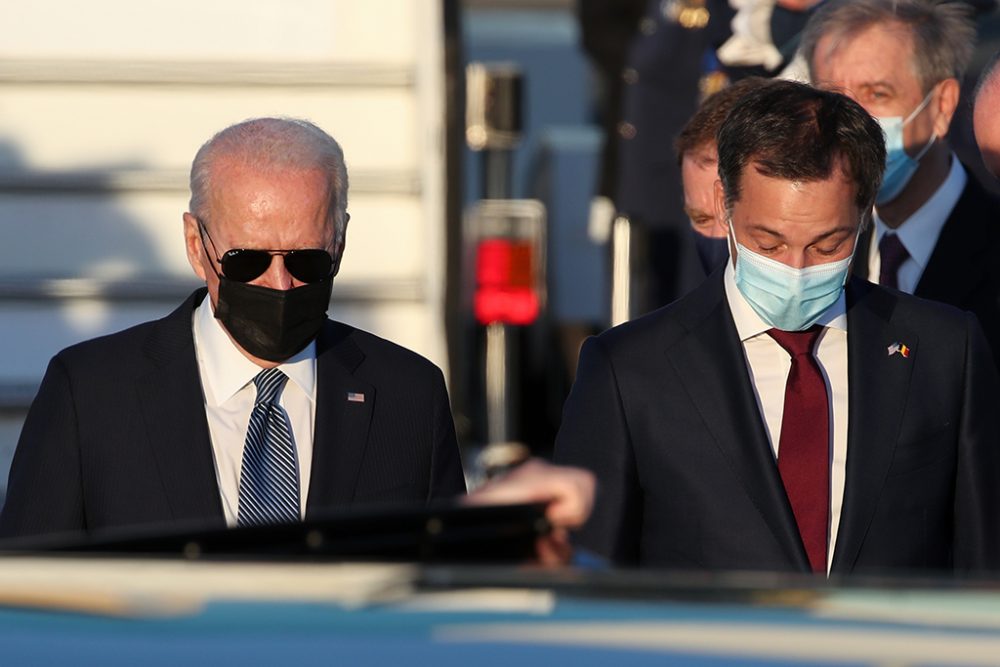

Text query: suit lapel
(831, 279), (917, 573)
(666, 274), (810, 571)
(136, 289), (225, 526)
(305, 321), (374, 516)
(915, 180), (991, 306)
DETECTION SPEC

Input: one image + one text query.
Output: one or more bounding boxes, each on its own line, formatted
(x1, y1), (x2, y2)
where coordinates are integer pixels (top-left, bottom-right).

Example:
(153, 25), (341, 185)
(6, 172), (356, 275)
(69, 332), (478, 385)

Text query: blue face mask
(876, 90), (937, 205)
(731, 229), (858, 332)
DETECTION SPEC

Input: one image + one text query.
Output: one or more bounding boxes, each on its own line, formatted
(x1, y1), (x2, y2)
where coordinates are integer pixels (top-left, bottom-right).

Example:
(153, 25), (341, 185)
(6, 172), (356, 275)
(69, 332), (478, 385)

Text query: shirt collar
(193, 296), (317, 406)
(873, 154), (966, 270)
(723, 258), (848, 342)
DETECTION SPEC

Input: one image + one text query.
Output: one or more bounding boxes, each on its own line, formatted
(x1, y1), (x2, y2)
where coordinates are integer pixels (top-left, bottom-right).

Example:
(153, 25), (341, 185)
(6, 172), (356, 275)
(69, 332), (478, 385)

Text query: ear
(183, 213), (208, 282)
(713, 180), (738, 266)
(931, 78), (960, 137)
(332, 213), (349, 277)
(712, 179), (728, 228)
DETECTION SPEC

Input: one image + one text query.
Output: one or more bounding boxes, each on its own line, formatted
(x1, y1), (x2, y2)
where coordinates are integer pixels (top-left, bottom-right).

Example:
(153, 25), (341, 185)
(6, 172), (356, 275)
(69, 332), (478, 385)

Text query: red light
(474, 239), (539, 325)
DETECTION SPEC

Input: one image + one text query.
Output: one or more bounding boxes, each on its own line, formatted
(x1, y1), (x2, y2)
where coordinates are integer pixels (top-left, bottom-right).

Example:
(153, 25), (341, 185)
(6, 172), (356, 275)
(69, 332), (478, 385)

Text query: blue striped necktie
(238, 368), (300, 526)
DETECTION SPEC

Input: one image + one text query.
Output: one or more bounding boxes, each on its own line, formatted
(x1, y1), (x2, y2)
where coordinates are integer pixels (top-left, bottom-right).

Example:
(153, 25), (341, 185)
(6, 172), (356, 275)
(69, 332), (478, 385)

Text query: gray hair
(189, 117), (349, 248)
(801, 0), (976, 93)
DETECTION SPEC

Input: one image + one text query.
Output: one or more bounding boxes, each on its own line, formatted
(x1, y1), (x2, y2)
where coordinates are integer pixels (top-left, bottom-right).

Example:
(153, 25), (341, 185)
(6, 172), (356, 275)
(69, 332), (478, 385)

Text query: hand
(464, 458), (596, 566)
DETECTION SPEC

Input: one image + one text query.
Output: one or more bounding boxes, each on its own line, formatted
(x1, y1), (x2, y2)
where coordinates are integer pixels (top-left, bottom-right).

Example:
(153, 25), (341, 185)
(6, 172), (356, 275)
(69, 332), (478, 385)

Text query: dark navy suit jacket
(855, 175), (1000, 370)
(0, 289), (466, 539)
(554, 271), (1000, 576)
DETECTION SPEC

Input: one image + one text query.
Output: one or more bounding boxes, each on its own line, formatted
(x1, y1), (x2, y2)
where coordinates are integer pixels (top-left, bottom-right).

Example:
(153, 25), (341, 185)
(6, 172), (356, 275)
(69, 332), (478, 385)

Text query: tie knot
(879, 233), (909, 274)
(767, 325), (823, 358)
(253, 367), (288, 405)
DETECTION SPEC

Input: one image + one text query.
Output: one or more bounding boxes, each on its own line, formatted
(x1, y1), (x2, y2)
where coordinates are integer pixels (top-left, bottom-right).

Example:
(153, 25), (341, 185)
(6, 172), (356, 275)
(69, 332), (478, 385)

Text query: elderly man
(801, 0), (1000, 367)
(974, 51), (1000, 178)
(675, 76), (767, 274)
(554, 79), (1000, 576)
(0, 118), (466, 538)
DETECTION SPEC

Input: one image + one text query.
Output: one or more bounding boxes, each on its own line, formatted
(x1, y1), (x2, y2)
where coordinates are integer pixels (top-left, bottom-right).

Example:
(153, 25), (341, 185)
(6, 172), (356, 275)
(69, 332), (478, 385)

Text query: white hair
(189, 117), (349, 248)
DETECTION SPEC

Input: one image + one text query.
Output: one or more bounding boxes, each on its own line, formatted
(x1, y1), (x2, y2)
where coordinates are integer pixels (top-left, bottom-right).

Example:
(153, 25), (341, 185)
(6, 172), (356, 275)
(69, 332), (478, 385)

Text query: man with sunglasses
(0, 117), (467, 538)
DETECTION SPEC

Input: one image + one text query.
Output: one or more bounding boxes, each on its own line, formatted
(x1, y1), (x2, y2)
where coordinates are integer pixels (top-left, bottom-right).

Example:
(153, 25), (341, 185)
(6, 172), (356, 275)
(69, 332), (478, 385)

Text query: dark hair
(675, 77), (770, 165)
(717, 79), (886, 218)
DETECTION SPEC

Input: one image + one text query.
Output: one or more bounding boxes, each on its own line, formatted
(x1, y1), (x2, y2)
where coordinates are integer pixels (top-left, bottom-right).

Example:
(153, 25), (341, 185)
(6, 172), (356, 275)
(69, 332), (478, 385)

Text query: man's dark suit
(553, 270), (1000, 575)
(855, 175), (1000, 370)
(0, 289), (466, 539)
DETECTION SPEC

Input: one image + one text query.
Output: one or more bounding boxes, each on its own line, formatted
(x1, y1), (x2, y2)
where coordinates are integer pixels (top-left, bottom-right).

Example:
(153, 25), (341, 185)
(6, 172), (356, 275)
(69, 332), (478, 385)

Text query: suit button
(640, 18), (657, 35)
(622, 68), (639, 85)
(618, 121), (637, 140)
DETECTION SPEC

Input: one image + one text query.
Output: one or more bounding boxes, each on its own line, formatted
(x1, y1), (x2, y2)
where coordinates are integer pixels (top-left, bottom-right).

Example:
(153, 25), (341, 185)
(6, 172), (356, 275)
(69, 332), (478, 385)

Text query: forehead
(682, 151), (718, 196)
(205, 157), (333, 245)
(685, 144), (717, 167)
(812, 22), (919, 88)
(731, 161), (860, 238)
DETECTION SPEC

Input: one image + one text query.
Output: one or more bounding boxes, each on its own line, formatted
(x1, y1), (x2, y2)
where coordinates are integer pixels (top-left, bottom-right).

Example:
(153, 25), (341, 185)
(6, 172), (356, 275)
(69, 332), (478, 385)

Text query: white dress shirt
(192, 299), (316, 526)
(868, 155), (966, 293)
(724, 261), (848, 573)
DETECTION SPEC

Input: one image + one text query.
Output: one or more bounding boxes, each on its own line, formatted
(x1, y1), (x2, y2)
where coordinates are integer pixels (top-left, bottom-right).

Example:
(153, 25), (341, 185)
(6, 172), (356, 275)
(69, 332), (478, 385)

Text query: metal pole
(481, 144), (514, 446)
(484, 321), (510, 444)
(483, 149), (512, 200)
(610, 214), (633, 327)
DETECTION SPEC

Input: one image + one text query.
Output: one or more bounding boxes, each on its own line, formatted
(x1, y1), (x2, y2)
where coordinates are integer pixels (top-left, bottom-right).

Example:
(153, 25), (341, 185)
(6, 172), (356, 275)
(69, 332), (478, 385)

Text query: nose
(784, 250), (810, 270)
(255, 254), (295, 290)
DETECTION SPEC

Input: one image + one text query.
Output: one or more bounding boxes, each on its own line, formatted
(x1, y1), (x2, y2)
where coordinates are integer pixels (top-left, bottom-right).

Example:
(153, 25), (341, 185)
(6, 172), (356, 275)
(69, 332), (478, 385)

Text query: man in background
(675, 76), (768, 274)
(801, 0), (1000, 366)
(974, 50), (1000, 178)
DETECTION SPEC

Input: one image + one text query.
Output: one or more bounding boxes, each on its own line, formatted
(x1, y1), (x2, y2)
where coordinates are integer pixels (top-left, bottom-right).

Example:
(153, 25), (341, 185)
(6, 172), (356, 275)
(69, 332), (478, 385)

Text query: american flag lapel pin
(887, 342), (910, 358)
(347, 391), (366, 403)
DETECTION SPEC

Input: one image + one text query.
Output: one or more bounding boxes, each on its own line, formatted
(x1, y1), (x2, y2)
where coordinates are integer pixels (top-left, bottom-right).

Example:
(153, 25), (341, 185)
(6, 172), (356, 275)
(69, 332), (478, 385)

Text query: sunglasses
(197, 219), (334, 284)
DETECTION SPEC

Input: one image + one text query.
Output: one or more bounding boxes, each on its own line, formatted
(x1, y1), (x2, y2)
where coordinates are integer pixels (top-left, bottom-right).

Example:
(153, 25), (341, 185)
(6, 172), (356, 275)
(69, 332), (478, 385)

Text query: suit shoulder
(50, 291), (199, 373)
(52, 319), (161, 371)
(857, 280), (977, 335)
(328, 321), (445, 382)
(595, 275), (723, 353)
(889, 287), (973, 326)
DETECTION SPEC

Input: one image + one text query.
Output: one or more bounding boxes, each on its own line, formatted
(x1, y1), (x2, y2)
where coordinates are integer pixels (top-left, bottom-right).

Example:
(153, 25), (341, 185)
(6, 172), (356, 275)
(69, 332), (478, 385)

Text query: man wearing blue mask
(554, 79), (1000, 576)
(801, 0), (1000, 369)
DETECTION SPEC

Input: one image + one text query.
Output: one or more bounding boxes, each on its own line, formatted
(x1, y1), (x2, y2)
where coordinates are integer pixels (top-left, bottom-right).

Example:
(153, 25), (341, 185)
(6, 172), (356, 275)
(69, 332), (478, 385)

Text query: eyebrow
(745, 223), (855, 241)
(684, 206), (714, 219)
(817, 79), (896, 95)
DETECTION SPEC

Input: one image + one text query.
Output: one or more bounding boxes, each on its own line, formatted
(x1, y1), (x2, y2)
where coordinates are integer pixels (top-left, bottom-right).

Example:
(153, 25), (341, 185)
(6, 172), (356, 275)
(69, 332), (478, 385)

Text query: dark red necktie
(766, 326), (830, 573)
(878, 233), (909, 290)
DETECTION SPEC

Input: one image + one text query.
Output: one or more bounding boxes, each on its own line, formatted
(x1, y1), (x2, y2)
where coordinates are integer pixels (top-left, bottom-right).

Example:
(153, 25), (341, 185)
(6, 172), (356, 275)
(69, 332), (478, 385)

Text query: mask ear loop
(903, 86), (939, 162)
(902, 88), (934, 126)
(724, 215), (739, 268)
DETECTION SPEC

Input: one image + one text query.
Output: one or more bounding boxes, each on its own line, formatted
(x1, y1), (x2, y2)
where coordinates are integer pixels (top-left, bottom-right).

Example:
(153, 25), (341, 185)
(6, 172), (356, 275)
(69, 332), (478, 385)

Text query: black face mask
(213, 276), (333, 362)
(693, 232), (730, 275)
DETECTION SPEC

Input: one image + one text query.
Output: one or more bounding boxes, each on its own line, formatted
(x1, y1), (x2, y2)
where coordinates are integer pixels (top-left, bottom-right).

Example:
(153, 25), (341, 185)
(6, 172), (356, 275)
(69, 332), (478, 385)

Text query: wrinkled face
(183, 157), (339, 310)
(974, 81), (1000, 179)
(810, 22), (953, 158)
(682, 146), (728, 239)
(715, 159), (861, 270)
